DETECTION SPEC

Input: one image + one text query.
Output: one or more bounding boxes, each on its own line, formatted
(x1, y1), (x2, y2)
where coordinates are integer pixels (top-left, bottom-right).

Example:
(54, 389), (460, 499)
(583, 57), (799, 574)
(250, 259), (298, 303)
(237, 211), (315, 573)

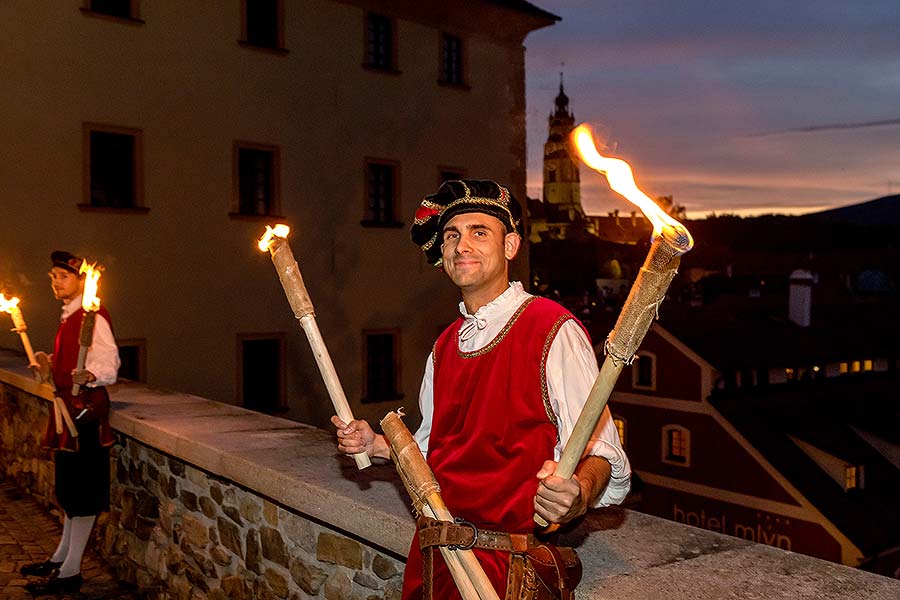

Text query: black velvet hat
(50, 250), (82, 275)
(410, 179), (523, 267)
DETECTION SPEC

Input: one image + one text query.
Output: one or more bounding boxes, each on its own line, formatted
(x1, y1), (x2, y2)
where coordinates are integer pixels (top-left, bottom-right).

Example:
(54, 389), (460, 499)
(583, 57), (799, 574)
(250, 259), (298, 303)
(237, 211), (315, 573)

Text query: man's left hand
(534, 459), (588, 525)
(71, 369), (96, 386)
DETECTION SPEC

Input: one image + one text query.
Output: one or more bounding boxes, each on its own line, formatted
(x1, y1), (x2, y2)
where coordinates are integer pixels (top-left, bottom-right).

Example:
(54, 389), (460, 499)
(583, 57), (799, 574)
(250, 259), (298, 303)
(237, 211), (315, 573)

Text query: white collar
(457, 282), (527, 342)
(61, 295), (83, 321)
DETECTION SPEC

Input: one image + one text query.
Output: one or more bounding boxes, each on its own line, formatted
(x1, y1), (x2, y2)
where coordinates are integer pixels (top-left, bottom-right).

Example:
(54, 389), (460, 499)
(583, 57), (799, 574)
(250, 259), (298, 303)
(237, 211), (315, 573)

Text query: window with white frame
(632, 351), (656, 390)
(662, 424), (690, 466)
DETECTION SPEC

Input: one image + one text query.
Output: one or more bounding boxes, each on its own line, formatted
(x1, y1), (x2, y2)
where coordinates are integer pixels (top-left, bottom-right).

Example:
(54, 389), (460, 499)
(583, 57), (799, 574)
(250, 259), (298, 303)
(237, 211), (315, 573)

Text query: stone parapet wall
(1, 355), (898, 600)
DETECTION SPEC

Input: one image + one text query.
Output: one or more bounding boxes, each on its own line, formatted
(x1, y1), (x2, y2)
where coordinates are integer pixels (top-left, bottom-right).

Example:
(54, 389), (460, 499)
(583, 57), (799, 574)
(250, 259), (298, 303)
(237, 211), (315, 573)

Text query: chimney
(631, 210), (637, 227)
(614, 209), (620, 226)
(788, 269), (815, 327)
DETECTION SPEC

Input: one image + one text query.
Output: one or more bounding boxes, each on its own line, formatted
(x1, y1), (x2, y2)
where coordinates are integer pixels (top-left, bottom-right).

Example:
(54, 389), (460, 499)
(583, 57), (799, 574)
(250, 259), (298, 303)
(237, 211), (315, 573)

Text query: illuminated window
(632, 352), (656, 390)
(82, 123), (144, 211)
(662, 425), (690, 466)
(863, 359), (873, 371)
(851, 361), (861, 373)
(839, 362), (848, 374)
(613, 417), (626, 448)
(785, 367), (795, 380)
(233, 142), (280, 217)
(844, 465), (864, 491)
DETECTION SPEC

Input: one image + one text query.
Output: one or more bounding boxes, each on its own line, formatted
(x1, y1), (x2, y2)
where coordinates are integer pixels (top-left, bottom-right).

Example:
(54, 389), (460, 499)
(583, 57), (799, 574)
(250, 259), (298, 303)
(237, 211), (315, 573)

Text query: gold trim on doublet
(456, 296), (536, 359)
(540, 314), (573, 428)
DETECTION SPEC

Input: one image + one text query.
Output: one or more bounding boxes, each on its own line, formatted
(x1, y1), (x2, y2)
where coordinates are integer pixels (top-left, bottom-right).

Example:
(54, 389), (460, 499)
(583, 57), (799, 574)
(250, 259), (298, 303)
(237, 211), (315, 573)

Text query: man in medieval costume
(334, 180), (630, 599)
(21, 250), (119, 596)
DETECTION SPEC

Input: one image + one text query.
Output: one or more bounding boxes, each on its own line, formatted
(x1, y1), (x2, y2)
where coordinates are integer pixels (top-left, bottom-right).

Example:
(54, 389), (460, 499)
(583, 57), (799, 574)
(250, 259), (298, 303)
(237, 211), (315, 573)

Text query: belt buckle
(449, 517), (478, 551)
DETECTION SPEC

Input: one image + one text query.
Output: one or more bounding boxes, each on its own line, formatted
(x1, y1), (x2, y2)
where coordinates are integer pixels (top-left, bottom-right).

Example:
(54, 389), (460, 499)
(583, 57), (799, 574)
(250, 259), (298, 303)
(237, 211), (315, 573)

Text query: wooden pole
(264, 233), (371, 470)
(534, 228), (690, 527)
(381, 411), (500, 600)
(7, 305), (37, 368)
(71, 310), (97, 396)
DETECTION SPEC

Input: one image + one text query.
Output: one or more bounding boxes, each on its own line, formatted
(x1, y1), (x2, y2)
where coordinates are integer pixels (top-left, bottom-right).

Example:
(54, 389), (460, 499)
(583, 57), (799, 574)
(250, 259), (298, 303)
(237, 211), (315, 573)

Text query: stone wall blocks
(209, 483), (223, 505)
(280, 510), (316, 554)
(199, 496), (218, 519)
(186, 465), (209, 488)
(246, 528), (263, 574)
(353, 570), (384, 590)
(289, 556), (328, 595)
(264, 567), (292, 599)
(180, 489), (199, 512)
(184, 564), (211, 592)
(317, 532), (363, 569)
(168, 458), (185, 477)
(371, 554), (400, 580)
(217, 516), (244, 559)
(222, 504), (243, 525)
(181, 513), (211, 548)
(240, 496), (263, 524)
(260, 526), (290, 567)
(210, 544), (233, 567)
(263, 500), (279, 526)
(324, 570), (355, 600)
(222, 575), (253, 600)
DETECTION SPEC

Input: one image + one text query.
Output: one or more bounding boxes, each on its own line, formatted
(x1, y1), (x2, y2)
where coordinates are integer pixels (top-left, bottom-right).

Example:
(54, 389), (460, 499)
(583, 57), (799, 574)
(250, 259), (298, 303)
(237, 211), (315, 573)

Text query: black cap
(51, 251), (81, 275)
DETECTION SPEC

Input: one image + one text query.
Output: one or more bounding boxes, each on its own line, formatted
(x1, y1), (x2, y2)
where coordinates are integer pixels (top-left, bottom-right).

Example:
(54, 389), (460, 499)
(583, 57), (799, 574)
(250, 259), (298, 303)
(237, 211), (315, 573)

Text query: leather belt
(418, 516), (540, 553)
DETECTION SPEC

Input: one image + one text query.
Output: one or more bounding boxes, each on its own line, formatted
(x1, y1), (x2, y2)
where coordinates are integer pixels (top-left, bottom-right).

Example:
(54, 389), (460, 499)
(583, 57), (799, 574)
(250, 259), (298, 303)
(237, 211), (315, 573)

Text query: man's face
(441, 212), (519, 293)
(49, 267), (82, 302)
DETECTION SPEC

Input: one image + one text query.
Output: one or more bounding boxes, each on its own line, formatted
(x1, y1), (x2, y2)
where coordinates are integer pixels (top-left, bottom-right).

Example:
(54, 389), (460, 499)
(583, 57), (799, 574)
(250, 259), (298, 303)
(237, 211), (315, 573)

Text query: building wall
(0, 0), (541, 430)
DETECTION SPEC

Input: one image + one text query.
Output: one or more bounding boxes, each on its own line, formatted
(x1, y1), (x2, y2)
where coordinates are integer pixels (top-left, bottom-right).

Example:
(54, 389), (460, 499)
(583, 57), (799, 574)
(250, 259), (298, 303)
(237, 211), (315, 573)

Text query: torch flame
(0, 294), (20, 313)
(258, 224), (291, 252)
(79, 260), (102, 312)
(572, 124), (693, 250)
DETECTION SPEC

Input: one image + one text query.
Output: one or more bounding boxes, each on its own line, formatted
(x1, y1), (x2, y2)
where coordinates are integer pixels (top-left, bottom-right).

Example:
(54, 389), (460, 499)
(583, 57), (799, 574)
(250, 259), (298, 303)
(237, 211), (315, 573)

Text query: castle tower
(542, 74), (583, 219)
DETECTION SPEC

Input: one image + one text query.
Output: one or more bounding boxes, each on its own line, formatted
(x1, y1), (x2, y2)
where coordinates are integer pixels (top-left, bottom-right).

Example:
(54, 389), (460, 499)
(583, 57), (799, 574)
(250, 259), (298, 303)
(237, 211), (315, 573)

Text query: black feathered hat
(410, 179), (523, 267)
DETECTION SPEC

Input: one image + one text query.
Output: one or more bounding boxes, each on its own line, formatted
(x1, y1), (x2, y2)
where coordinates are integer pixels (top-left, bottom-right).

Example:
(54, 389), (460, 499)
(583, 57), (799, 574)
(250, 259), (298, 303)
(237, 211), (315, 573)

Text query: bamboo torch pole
(533, 125), (694, 527)
(1, 295), (38, 369)
(381, 411), (499, 600)
(258, 225), (371, 470)
(72, 261), (102, 397)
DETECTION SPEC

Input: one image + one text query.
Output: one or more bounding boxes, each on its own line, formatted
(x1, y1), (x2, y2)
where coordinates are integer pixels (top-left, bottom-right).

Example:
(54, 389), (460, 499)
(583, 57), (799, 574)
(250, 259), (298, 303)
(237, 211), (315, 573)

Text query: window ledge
(79, 8), (145, 25)
(77, 204), (149, 214)
(437, 80), (471, 91)
(238, 41), (290, 56)
(362, 63), (402, 76)
(229, 212), (287, 221)
(360, 220), (405, 229)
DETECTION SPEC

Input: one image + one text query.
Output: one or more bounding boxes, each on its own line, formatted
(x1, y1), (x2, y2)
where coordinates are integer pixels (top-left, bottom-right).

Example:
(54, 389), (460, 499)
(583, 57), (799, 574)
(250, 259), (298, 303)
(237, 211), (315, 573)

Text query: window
(117, 338), (146, 383)
(844, 465), (864, 491)
(632, 351), (656, 390)
(662, 425), (690, 466)
(241, 0), (284, 50)
(82, 123), (144, 210)
(365, 13), (395, 70)
(363, 330), (402, 403)
(439, 33), (465, 86)
(362, 160), (401, 226)
(439, 167), (466, 187)
(82, 0), (141, 21)
(613, 416), (626, 449)
(233, 142), (280, 217)
(238, 334), (285, 413)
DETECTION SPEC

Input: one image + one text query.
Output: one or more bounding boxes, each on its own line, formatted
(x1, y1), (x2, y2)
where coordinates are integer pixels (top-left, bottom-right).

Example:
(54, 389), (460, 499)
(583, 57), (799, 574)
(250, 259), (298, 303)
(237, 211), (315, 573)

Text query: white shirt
(414, 282), (631, 507)
(60, 295), (120, 387)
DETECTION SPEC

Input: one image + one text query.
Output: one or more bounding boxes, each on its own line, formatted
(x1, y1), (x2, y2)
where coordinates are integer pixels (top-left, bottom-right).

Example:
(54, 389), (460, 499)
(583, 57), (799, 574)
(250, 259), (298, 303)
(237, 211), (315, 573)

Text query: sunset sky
(524, 0), (900, 217)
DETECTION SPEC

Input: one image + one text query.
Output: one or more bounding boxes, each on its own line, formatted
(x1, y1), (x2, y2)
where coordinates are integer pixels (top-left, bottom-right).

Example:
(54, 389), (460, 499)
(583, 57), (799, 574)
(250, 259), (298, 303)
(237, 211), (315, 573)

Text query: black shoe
(19, 559), (62, 577)
(24, 572), (83, 595)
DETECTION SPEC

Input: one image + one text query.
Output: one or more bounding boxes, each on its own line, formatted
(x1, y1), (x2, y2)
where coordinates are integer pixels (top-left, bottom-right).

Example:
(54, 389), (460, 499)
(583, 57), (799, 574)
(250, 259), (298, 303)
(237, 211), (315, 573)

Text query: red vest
(42, 305), (115, 451)
(403, 296), (584, 599)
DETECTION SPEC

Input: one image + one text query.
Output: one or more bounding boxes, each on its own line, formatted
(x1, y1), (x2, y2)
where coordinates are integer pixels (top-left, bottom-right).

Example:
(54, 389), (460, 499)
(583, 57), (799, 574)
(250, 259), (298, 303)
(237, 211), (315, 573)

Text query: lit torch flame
(572, 124), (693, 251)
(258, 224), (291, 252)
(79, 260), (102, 312)
(0, 294), (20, 314)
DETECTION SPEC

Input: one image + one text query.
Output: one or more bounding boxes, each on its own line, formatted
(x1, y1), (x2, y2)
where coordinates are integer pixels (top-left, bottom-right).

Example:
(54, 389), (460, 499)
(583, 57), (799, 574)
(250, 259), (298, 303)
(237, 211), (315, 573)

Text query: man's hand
(32, 351), (52, 382)
(71, 369), (96, 386)
(534, 460), (589, 525)
(330, 416), (391, 460)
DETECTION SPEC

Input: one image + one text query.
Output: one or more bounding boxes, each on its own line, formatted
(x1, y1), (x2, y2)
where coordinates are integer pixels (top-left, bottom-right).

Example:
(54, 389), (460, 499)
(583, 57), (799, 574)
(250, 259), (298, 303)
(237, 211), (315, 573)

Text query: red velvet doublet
(42, 306), (115, 451)
(402, 296), (583, 599)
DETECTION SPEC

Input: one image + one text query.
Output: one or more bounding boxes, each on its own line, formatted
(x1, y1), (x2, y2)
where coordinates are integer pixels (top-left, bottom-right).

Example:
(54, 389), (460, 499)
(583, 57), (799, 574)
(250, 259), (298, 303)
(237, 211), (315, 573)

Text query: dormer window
(844, 465), (864, 491)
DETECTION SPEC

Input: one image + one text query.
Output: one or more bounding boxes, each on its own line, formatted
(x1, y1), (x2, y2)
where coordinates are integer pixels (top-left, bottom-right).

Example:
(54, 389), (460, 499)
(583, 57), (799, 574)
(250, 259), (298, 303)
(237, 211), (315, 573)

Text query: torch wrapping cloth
(605, 233), (684, 365)
(381, 411), (440, 514)
(8, 306), (37, 367)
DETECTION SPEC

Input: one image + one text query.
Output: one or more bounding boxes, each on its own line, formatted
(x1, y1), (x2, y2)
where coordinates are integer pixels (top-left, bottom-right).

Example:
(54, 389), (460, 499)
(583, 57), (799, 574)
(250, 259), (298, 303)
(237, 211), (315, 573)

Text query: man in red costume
(334, 180), (630, 599)
(21, 251), (119, 596)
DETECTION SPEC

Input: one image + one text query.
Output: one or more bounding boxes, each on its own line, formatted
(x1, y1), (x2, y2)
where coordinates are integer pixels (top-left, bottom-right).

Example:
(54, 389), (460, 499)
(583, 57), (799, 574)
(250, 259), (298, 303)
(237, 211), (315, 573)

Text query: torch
(534, 125), (694, 527)
(71, 261), (102, 397)
(381, 411), (499, 600)
(258, 225), (372, 470)
(0, 294), (38, 369)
